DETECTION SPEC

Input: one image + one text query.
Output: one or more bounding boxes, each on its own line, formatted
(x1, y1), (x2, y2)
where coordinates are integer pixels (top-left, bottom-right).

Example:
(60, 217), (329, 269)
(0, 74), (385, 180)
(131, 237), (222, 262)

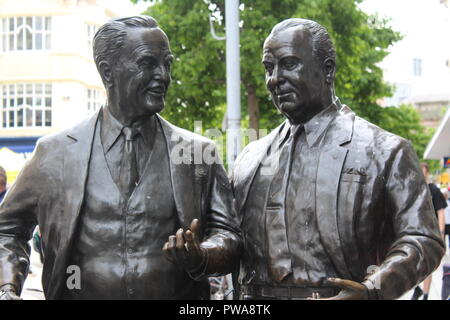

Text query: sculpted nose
(153, 65), (170, 84)
(267, 65), (285, 89)
(153, 65), (164, 79)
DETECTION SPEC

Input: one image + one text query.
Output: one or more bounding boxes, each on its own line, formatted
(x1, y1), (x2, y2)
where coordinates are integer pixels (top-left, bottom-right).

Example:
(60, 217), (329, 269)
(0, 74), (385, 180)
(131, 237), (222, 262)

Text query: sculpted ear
(324, 58), (335, 85)
(99, 61), (113, 88)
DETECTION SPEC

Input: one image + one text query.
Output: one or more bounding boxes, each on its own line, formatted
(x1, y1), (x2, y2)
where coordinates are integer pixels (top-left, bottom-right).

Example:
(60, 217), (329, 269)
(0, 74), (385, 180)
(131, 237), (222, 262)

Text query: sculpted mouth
(144, 86), (166, 96)
(275, 91), (293, 101)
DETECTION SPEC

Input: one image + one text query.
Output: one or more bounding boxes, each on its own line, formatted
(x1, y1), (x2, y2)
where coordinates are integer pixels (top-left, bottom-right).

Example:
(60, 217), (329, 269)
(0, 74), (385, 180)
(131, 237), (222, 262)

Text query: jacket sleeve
(0, 141), (47, 294)
(190, 146), (242, 279)
(362, 140), (445, 300)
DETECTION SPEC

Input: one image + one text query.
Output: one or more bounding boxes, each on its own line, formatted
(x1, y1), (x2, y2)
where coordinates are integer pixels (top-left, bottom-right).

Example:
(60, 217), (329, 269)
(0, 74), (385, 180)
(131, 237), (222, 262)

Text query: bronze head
(263, 18), (336, 124)
(93, 16), (173, 125)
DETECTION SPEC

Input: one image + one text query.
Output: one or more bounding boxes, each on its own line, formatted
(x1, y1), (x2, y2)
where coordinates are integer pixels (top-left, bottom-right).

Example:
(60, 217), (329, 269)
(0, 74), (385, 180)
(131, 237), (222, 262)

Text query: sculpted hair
(93, 15), (158, 74)
(270, 18), (336, 68)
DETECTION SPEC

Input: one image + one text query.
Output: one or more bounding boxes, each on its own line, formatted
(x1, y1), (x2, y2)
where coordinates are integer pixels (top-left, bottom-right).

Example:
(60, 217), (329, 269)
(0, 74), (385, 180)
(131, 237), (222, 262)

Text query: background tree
(132, 0), (433, 163)
(378, 104), (439, 172)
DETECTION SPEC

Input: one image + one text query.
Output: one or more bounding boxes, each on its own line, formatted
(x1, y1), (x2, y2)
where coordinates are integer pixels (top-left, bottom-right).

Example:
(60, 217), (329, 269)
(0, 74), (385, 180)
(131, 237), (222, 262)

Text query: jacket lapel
(315, 105), (354, 280)
(234, 122), (286, 216)
(157, 115), (196, 230)
(48, 110), (100, 299)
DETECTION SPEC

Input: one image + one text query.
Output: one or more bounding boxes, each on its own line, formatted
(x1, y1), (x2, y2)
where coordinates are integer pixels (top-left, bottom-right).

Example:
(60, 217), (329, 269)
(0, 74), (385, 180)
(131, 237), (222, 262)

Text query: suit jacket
(0, 110), (241, 299)
(231, 103), (445, 299)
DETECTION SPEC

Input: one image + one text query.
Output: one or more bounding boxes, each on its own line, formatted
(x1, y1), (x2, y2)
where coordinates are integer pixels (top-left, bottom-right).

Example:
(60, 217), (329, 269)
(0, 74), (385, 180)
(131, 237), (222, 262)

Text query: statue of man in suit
(231, 18), (444, 300)
(0, 15), (241, 300)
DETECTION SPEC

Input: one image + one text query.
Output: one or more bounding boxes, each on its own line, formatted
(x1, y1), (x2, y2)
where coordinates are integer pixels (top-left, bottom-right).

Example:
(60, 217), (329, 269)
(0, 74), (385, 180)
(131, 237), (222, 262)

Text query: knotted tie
(266, 125), (302, 282)
(118, 126), (139, 199)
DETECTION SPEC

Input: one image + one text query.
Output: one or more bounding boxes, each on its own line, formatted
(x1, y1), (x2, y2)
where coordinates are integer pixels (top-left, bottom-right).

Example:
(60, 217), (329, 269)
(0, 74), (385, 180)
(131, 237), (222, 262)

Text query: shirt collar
(101, 107), (156, 153)
(278, 98), (339, 147)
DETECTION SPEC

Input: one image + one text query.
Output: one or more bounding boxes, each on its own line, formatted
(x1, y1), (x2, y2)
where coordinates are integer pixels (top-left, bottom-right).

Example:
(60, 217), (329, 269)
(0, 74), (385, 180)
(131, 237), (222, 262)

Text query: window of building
(86, 24), (98, 54)
(413, 58), (422, 77)
(86, 88), (104, 115)
(1, 84), (52, 128)
(0, 16), (52, 52)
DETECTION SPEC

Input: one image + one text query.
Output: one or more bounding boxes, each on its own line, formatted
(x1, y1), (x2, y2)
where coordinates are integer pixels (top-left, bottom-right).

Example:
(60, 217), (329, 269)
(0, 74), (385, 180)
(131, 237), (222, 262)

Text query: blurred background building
(0, 0), (141, 182)
(361, 0), (450, 184)
(362, 0), (450, 129)
(424, 107), (450, 185)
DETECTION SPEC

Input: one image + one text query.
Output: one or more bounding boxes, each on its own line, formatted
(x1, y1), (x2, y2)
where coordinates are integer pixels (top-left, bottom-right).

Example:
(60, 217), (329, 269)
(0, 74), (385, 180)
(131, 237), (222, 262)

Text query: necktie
(118, 126), (139, 199)
(266, 125), (301, 282)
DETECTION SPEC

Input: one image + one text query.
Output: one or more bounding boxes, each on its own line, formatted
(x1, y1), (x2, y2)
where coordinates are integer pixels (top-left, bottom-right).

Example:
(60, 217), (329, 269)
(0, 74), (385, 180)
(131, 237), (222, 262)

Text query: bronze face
(263, 27), (328, 124)
(111, 27), (173, 123)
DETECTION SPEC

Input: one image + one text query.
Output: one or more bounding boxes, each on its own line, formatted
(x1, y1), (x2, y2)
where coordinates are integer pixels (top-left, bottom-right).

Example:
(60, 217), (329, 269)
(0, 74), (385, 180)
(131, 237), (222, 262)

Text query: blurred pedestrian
(0, 166), (6, 203)
(442, 188), (450, 300)
(411, 163), (447, 300)
(32, 226), (44, 264)
(443, 188), (450, 244)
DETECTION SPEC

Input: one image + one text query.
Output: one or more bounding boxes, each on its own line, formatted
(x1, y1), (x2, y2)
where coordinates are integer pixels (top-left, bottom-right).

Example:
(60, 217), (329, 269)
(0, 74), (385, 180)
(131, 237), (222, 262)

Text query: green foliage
(133, 0), (432, 160)
(138, 0), (227, 131)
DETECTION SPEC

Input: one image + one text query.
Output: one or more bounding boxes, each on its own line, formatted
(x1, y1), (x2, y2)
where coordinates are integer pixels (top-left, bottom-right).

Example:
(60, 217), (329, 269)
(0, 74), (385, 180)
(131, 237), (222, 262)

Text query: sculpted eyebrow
(262, 55), (273, 63)
(136, 53), (174, 64)
(137, 54), (156, 63)
(280, 55), (301, 63)
(262, 57), (274, 67)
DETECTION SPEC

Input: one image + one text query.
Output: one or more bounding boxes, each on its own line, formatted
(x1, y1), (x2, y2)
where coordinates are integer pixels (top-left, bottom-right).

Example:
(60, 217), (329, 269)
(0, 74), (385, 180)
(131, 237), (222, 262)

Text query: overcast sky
(359, 0), (449, 36)
(360, 0), (450, 100)
(131, 0), (153, 14)
(359, 0), (449, 68)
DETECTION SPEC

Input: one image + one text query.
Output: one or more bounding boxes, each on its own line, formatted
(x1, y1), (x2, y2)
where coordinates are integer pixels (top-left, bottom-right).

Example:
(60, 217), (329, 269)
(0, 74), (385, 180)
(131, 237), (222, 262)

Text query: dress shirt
(101, 107), (156, 187)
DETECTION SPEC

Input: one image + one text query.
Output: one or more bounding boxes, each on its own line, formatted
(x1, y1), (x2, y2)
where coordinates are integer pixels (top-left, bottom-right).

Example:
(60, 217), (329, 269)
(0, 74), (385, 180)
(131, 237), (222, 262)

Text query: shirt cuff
(186, 247), (208, 281)
(361, 278), (381, 300)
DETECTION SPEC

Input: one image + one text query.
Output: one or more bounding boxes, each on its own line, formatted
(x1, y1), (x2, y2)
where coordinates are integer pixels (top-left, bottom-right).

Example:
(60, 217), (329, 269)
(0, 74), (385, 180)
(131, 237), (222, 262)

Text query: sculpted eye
(139, 57), (156, 68)
(165, 60), (172, 70)
(164, 55), (174, 71)
(281, 58), (298, 70)
(263, 62), (274, 74)
(284, 62), (295, 69)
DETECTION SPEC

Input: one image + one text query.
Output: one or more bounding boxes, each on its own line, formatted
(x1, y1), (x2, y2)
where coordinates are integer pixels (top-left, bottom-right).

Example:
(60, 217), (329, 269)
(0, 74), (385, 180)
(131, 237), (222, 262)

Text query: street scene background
(1, 0), (450, 300)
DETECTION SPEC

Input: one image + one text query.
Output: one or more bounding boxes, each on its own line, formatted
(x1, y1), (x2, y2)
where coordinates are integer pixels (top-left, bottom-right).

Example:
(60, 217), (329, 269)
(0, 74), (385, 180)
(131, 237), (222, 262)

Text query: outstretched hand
(162, 219), (205, 271)
(311, 278), (368, 300)
(0, 285), (21, 300)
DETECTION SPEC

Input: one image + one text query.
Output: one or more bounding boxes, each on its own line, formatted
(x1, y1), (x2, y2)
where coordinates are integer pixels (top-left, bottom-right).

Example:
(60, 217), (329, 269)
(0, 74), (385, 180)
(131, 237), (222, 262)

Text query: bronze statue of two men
(0, 16), (444, 300)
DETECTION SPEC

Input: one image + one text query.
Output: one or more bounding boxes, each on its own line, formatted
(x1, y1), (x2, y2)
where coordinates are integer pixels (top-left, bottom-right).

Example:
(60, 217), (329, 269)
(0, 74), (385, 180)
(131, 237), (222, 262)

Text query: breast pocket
(341, 173), (367, 184)
(339, 173), (367, 216)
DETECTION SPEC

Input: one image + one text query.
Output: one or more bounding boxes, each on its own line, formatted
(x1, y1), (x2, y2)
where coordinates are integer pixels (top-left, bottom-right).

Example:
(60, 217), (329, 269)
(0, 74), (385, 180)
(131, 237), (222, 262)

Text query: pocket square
(343, 167), (367, 176)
